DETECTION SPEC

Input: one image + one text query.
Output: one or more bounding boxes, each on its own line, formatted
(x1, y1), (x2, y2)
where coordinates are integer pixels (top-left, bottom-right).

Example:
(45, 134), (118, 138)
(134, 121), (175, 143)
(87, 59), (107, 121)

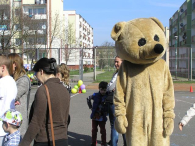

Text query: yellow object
(74, 85), (79, 89)
(71, 88), (77, 94)
(78, 80), (83, 86)
(82, 89), (86, 93)
(111, 17), (175, 146)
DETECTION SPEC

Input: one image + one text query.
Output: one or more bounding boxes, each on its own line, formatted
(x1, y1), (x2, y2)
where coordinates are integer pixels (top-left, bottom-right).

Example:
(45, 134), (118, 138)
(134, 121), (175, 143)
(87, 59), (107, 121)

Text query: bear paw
(163, 118), (174, 137)
(114, 116), (128, 134)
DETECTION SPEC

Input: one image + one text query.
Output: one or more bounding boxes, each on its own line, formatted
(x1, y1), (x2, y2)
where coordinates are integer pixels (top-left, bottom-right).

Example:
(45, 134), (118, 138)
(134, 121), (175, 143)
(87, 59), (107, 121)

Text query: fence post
(58, 48), (60, 64)
(191, 47), (192, 80)
(36, 48), (39, 60)
(79, 48), (83, 80)
(94, 47), (96, 81)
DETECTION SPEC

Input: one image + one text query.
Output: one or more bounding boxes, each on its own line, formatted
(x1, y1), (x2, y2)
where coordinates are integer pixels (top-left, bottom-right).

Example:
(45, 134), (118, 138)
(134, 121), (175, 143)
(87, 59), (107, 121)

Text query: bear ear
(111, 22), (126, 41)
(150, 17), (165, 32)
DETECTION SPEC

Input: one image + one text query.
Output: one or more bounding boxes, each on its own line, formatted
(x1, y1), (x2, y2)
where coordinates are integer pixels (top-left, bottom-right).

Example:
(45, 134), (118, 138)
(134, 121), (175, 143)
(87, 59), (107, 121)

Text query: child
(88, 81), (109, 146)
(0, 55), (17, 145)
(56, 63), (71, 93)
(179, 103), (195, 131)
(0, 109), (23, 146)
(56, 63), (71, 126)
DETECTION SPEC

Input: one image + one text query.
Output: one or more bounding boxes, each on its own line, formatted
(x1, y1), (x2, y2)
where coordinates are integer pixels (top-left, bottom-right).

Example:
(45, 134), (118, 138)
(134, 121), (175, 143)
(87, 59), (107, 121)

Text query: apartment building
(63, 10), (94, 68)
(169, 0), (195, 79)
(169, 0), (190, 48)
(0, 0), (64, 64)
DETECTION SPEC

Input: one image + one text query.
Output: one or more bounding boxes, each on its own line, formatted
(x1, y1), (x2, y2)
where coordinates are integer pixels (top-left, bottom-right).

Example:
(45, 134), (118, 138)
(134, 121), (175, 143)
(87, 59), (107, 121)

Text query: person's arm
(87, 95), (93, 109)
(114, 62), (128, 134)
(162, 62), (175, 136)
(90, 94), (100, 119)
(179, 103), (195, 131)
(19, 87), (47, 146)
(107, 73), (117, 92)
(15, 76), (30, 102)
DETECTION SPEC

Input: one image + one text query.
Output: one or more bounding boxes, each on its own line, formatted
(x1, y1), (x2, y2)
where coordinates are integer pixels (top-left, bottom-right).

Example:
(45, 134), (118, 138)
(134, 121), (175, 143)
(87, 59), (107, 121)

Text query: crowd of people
(0, 54), (70, 146)
(0, 53), (127, 146)
(1, 53), (193, 146)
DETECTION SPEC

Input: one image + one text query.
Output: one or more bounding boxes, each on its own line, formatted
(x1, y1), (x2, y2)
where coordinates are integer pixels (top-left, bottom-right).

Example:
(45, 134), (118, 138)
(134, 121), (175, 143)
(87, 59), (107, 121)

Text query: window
(28, 8), (45, 16)
(0, 25), (7, 30)
(38, 8), (44, 14)
(37, 37), (45, 44)
(28, 38), (35, 45)
(29, 9), (33, 16)
(15, 38), (22, 46)
(15, 24), (21, 30)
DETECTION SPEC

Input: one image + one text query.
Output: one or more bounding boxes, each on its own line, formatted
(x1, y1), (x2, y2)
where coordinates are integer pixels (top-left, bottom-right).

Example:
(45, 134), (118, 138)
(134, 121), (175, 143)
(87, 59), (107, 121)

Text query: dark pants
(92, 120), (106, 146)
(34, 139), (68, 146)
(108, 103), (127, 146)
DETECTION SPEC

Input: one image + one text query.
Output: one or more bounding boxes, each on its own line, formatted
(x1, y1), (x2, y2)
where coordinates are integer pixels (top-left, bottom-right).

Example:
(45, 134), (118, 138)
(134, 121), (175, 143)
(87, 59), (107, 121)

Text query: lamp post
(93, 46), (97, 81)
(42, 25), (46, 50)
(175, 35), (178, 79)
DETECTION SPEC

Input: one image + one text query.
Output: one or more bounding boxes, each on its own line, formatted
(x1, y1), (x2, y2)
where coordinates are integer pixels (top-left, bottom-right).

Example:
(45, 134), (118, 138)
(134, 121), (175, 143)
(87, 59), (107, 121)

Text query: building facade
(0, 0), (64, 64)
(169, 0), (195, 80)
(62, 10), (94, 67)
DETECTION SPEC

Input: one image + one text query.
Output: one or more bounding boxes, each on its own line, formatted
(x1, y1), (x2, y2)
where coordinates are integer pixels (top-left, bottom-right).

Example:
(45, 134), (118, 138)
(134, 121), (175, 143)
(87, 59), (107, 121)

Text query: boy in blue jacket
(88, 81), (109, 146)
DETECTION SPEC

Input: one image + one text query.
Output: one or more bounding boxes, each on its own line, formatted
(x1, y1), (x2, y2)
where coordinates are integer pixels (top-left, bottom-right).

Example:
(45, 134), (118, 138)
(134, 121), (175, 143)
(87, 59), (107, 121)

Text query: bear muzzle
(139, 43), (164, 61)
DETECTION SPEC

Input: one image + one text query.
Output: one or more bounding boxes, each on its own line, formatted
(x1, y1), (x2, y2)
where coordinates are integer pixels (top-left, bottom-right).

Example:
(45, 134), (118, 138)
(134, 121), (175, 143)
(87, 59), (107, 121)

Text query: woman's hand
(15, 101), (20, 106)
(178, 122), (183, 131)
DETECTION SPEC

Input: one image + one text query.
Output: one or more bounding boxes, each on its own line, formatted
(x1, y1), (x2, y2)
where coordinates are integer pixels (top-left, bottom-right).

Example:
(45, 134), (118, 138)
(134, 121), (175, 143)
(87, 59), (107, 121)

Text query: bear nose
(154, 44), (164, 54)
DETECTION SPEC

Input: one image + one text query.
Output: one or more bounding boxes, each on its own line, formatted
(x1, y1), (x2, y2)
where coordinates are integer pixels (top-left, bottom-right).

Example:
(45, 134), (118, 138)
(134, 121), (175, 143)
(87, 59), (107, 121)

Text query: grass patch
(173, 81), (195, 84)
(70, 70), (79, 75)
(94, 70), (115, 83)
(70, 70), (93, 75)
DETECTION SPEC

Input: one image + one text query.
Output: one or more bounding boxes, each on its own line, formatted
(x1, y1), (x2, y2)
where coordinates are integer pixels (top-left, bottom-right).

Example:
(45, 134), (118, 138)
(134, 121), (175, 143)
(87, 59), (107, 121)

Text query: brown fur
(111, 18), (175, 146)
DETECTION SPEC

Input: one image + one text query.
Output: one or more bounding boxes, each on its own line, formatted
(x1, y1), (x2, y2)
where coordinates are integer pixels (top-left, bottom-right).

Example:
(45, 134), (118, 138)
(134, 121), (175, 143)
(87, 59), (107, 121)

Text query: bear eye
(154, 35), (159, 42)
(138, 38), (146, 46)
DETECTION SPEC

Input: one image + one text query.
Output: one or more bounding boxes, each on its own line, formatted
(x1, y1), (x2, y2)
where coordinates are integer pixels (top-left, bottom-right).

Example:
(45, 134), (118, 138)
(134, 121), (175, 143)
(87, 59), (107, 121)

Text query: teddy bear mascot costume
(110, 17), (175, 146)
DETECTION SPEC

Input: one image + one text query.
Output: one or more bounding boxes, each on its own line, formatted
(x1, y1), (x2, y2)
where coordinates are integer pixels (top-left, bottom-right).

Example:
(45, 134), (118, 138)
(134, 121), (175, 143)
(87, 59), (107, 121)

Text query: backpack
(99, 96), (109, 115)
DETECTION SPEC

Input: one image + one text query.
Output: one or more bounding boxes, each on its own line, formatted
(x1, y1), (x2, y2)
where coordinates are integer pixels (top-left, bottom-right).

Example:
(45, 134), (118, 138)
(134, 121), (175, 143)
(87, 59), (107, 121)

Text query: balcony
(172, 19), (178, 26)
(23, 0), (47, 5)
(0, 15), (9, 21)
(174, 31), (178, 36)
(180, 10), (187, 19)
(180, 40), (187, 46)
(32, 14), (46, 19)
(180, 25), (186, 33)
(0, 30), (11, 35)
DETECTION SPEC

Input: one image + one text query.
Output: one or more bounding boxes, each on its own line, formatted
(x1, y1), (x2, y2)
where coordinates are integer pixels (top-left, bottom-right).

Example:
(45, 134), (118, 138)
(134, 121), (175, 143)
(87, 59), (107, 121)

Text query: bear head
(111, 17), (167, 64)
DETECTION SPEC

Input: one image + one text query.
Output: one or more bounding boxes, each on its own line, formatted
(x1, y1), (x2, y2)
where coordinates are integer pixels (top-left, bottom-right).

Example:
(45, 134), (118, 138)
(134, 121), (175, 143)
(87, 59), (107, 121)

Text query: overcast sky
(63, 0), (185, 46)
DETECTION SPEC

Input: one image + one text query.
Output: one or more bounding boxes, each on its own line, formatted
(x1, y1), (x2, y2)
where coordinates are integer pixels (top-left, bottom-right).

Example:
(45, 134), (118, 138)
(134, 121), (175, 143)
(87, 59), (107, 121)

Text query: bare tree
(0, 0), (41, 55)
(96, 41), (116, 70)
(61, 22), (79, 64)
(0, 0), (24, 54)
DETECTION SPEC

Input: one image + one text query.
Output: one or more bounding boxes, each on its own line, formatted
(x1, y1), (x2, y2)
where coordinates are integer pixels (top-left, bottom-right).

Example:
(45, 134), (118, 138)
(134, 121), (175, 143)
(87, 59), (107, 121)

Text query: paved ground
(29, 82), (195, 146)
(29, 70), (195, 145)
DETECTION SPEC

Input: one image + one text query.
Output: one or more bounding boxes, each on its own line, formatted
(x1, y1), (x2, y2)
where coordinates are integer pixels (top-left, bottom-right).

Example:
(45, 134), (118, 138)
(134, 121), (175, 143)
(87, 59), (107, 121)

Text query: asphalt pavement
(28, 86), (195, 146)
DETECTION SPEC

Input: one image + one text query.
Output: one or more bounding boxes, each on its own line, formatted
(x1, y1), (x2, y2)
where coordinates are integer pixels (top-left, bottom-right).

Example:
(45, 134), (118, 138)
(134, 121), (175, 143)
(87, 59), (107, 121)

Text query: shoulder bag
(44, 84), (55, 146)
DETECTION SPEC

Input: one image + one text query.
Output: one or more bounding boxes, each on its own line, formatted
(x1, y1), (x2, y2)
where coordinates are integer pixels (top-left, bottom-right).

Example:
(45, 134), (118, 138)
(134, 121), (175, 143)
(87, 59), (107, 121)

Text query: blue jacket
(90, 92), (108, 121)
